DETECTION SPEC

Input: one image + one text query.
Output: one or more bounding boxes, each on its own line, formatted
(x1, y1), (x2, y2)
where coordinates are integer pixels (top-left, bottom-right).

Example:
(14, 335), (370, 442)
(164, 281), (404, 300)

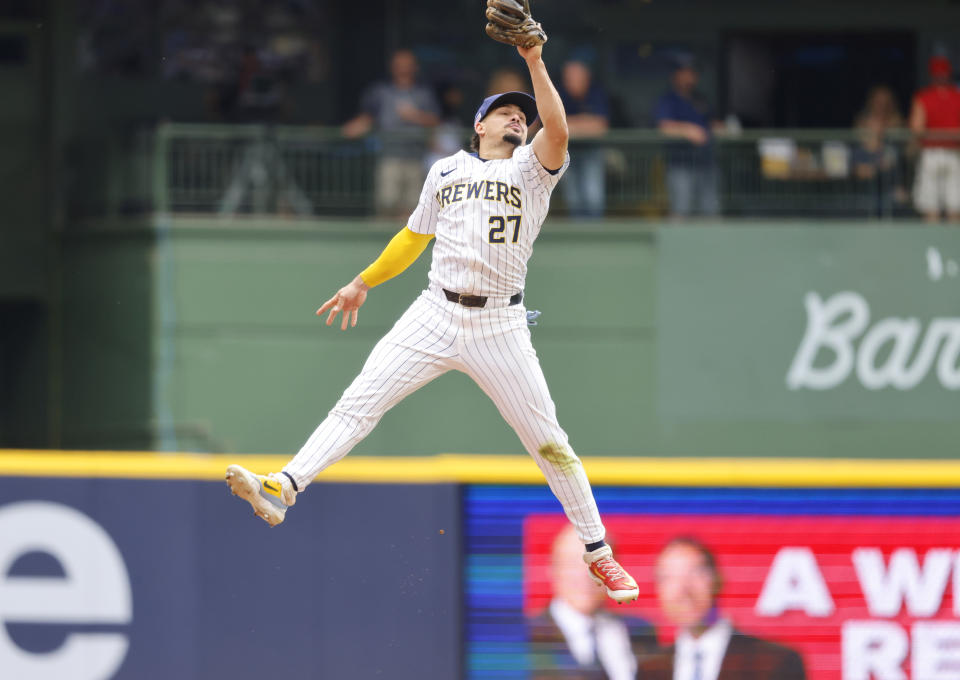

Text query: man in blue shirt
(557, 60), (611, 218)
(342, 49), (440, 217)
(653, 57), (720, 217)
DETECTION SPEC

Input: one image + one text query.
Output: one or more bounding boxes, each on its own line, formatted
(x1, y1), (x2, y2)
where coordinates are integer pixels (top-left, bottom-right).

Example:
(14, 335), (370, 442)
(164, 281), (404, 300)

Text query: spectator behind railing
(653, 55), (722, 219)
(342, 49), (440, 217)
(557, 60), (611, 219)
(208, 45), (293, 123)
(853, 85), (903, 175)
(909, 55), (960, 223)
(851, 85), (907, 216)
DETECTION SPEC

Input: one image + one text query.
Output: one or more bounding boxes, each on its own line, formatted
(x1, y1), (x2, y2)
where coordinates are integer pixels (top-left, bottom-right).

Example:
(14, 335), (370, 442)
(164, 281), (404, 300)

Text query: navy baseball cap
(474, 91), (539, 126)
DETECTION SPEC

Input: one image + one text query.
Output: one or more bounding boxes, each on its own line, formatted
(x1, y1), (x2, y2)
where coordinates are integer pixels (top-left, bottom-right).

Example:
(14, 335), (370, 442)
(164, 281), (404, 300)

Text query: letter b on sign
(0, 502), (132, 680)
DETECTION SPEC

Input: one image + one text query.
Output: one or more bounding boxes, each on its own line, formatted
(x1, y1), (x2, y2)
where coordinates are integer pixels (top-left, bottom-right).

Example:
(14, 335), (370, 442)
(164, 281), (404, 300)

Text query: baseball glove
(485, 0), (547, 49)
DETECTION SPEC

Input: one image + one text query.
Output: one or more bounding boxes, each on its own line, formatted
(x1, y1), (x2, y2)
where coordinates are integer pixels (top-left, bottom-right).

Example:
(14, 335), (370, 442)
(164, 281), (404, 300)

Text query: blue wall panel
(0, 478), (461, 680)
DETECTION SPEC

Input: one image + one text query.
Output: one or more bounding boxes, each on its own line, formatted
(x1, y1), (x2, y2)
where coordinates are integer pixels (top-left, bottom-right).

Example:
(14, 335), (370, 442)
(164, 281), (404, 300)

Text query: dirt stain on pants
(537, 442), (582, 475)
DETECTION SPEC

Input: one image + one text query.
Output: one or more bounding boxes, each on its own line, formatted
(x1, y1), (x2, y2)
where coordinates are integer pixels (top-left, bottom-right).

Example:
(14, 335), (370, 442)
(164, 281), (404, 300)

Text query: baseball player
(226, 38), (638, 603)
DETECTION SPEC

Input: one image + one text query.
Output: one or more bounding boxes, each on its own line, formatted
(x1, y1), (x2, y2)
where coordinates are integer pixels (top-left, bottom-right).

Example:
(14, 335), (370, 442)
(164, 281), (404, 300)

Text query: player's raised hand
(316, 275), (369, 330)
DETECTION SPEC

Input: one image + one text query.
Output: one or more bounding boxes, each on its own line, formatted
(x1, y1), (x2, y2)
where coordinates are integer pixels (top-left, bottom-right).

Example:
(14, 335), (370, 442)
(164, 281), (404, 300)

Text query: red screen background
(523, 514), (960, 677)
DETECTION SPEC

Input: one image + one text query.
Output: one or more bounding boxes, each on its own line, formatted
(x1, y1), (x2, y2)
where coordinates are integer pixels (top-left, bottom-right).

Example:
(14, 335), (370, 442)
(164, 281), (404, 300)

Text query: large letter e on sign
(0, 502), (132, 680)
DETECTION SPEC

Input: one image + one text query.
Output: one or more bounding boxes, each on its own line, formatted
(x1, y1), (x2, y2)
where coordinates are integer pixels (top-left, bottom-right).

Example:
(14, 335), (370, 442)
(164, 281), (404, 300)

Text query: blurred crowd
(341, 48), (960, 221)
(76, 0), (960, 221)
(78, 0), (330, 122)
(332, 47), (728, 219)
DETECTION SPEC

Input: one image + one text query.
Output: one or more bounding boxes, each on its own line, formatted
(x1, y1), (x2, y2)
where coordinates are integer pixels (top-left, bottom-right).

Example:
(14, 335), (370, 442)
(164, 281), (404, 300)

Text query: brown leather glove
(485, 0), (547, 49)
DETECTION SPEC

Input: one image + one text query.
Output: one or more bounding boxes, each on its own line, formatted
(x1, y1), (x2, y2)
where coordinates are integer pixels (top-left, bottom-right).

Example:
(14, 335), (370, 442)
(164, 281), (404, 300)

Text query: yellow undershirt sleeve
(359, 226), (434, 288)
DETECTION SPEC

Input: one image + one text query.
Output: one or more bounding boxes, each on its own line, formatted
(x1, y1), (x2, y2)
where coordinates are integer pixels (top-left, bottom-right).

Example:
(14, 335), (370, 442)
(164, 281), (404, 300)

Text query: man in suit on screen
(528, 526), (657, 679)
(638, 537), (806, 680)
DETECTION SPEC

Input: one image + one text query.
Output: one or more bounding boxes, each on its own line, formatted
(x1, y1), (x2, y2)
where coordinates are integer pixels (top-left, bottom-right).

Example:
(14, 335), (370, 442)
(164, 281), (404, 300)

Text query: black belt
(443, 288), (523, 308)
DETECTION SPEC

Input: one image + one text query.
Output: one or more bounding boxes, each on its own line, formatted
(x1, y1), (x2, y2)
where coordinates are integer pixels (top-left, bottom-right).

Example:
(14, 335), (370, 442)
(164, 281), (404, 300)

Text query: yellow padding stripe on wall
(1, 450), (960, 486)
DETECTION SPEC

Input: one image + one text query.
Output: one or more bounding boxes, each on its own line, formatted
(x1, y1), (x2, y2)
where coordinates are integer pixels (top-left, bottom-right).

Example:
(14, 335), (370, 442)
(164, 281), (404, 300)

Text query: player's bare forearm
(522, 47), (568, 169)
(523, 48), (566, 137)
(316, 275), (369, 331)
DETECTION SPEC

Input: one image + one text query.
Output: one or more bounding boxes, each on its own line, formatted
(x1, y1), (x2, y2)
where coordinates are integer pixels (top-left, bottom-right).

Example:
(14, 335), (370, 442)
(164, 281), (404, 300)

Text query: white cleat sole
(607, 589), (639, 604)
(225, 465), (285, 527)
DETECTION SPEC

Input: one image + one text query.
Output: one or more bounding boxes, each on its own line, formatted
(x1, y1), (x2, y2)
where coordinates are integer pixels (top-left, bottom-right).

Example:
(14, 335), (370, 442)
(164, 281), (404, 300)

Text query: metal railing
(75, 123), (954, 220)
(156, 124), (377, 216)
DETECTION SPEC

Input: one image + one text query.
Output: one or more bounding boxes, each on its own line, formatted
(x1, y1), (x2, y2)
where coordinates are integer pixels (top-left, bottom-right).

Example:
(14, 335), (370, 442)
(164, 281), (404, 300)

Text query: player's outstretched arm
(316, 226), (434, 330)
(520, 44), (568, 170)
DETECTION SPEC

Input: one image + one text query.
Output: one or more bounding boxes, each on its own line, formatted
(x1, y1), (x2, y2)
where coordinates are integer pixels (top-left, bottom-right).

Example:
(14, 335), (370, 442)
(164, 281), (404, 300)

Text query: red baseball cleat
(583, 546), (639, 604)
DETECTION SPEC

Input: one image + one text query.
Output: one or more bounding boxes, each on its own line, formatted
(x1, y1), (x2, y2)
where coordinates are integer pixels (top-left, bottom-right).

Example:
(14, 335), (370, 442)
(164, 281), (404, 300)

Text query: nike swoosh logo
(440, 168), (454, 177)
(263, 481), (279, 493)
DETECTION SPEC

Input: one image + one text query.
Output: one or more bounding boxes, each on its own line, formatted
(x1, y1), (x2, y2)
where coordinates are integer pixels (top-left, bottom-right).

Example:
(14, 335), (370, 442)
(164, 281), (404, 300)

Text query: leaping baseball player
(226, 0), (638, 604)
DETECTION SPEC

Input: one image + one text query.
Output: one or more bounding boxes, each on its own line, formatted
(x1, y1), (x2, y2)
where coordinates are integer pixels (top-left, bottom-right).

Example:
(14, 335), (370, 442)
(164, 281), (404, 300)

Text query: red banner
(524, 514), (960, 678)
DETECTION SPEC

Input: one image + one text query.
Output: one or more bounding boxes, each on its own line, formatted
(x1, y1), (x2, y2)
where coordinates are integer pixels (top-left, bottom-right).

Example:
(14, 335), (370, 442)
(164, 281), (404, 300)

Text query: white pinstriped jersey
(407, 143), (570, 297)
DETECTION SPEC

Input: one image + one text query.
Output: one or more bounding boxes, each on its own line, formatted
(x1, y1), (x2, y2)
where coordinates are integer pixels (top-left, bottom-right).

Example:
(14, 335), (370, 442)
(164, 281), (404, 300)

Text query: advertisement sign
(0, 476), (460, 680)
(658, 226), (960, 421)
(464, 485), (960, 680)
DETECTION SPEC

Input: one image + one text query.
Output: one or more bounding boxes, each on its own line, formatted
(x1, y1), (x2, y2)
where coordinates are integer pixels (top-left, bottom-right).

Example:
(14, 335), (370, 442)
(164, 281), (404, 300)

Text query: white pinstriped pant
(283, 286), (606, 543)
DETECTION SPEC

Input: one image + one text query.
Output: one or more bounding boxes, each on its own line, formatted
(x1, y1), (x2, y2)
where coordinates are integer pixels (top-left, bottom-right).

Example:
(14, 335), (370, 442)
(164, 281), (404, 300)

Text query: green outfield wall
(61, 219), (960, 458)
